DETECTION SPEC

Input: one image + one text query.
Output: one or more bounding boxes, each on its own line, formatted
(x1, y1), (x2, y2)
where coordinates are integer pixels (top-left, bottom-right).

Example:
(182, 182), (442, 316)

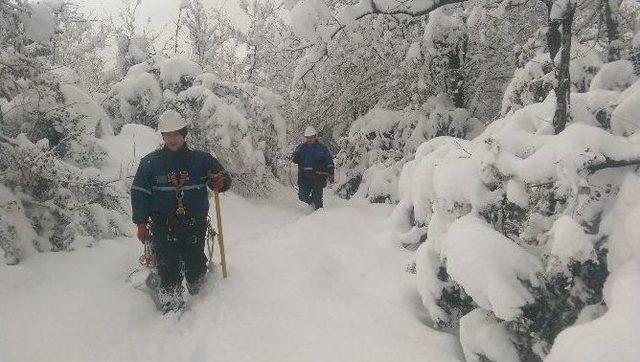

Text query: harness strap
(152, 184), (207, 192)
(156, 146), (198, 216)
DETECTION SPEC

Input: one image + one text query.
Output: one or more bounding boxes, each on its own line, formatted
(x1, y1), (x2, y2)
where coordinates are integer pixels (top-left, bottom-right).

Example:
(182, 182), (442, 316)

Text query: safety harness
(155, 147), (207, 218)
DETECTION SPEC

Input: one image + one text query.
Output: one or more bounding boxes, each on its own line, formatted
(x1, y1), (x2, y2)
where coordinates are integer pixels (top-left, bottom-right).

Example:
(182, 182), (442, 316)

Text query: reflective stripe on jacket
(130, 145), (230, 224)
(292, 142), (334, 178)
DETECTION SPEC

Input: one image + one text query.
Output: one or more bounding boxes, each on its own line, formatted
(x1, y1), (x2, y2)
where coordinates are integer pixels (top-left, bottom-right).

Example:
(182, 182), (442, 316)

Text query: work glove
(136, 223), (149, 243)
(207, 172), (226, 192)
(213, 175), (226, 191)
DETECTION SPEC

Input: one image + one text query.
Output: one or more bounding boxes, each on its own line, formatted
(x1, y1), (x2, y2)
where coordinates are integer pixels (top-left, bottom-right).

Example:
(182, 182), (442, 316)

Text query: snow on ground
(0, 188), (461, 362)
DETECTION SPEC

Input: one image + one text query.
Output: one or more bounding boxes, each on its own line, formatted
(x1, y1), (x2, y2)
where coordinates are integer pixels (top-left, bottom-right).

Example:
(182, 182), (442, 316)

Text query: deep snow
(0, 189), (461, 362)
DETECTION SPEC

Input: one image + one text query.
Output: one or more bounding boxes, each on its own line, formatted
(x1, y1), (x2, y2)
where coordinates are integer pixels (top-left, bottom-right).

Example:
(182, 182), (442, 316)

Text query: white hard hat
(304, 126), (317, 137)
(158, 110), (188, 133)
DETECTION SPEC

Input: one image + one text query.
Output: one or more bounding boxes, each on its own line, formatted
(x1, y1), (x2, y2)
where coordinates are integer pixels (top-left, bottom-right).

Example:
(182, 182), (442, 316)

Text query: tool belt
(151, 211), (207, 228)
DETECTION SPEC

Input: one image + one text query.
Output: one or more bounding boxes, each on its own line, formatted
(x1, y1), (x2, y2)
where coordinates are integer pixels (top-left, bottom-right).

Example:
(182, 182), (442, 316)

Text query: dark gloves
(328, 173), (335, 184)
(137, 224), (149, 243)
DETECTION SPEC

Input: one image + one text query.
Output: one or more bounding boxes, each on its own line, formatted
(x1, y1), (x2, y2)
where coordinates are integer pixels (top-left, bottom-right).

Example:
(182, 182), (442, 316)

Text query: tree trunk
(602, 0), (622, 62)
(551, 3), (576, 135)
(174, 7), (183, 55)
(447, 33), (469, 108)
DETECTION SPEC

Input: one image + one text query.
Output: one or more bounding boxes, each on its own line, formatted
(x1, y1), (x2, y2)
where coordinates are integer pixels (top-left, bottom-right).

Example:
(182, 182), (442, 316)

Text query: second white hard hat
(158, 110), (189, 133)
(304, 126), (317, 137)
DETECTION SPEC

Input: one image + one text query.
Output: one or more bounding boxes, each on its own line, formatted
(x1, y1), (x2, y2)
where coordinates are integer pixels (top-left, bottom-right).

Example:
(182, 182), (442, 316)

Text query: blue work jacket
(292, 141), (335, 180)
(131, 144), (230, 224)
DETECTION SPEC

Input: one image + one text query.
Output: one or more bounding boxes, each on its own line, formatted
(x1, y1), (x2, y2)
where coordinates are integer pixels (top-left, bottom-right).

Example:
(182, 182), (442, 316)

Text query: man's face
(305, 135), (317, 144)
(162, 131), (185, 151)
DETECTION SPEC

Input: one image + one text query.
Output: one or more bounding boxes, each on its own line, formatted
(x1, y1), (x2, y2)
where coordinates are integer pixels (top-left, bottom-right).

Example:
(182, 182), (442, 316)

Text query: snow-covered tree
(48, 2), (112, 93)
(335, 96), (483, 202)
(104, 55), (288, 196)
(114, 0), (158, 79)
(286, 1), (540, 201)
(182, 0), (239, 71)
(237, 0), (302, 90)
(393, 57), (640, 360)
(278, 0), (640, 360)
(0, 0), (131, 265)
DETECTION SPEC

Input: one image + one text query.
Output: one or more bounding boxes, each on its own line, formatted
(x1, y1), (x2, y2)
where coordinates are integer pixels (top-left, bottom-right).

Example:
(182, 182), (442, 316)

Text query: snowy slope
(0, 190), (461, 362)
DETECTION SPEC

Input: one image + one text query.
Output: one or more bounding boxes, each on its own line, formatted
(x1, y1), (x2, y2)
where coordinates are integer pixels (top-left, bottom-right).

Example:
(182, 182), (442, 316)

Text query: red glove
(212, 175), (226, 192)
(136, 224), (149, 243)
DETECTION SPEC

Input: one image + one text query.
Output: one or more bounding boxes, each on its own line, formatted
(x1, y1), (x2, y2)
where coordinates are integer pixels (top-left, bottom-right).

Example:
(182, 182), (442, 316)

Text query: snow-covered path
(1, 190), (461, 362)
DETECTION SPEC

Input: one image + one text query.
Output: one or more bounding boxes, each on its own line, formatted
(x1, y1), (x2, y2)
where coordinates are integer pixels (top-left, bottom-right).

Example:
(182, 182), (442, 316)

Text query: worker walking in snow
(292, 126), (335, 210)
(131, 110), (231, 313)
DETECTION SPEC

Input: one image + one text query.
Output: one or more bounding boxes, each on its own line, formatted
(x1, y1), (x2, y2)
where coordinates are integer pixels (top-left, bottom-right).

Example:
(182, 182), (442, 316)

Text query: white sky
(76, 0), (249, 37)
(73, 0), (250, 66)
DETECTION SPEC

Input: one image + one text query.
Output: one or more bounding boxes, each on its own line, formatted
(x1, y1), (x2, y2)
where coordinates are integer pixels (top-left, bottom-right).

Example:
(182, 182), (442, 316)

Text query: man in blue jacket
(292, 126), (334, 210)
(131, 110), (231, 313)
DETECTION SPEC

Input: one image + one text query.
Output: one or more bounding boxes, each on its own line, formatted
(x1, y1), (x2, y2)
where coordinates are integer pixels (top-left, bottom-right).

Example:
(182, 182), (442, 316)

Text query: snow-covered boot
(145, 270), (161, 291)
(153, 285), (185, 314)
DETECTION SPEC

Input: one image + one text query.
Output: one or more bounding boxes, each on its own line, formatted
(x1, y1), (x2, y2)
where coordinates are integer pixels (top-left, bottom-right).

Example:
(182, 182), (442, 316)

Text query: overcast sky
(77, 0), (249, 36)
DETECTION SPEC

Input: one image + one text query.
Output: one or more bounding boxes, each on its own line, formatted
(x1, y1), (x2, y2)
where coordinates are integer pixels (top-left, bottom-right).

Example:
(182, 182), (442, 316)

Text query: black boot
(186, 273), (208, 295)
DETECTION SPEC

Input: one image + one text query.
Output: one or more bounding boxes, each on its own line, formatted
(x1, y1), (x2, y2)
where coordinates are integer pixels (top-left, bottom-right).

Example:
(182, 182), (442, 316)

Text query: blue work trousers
(298, 173), (325, 209)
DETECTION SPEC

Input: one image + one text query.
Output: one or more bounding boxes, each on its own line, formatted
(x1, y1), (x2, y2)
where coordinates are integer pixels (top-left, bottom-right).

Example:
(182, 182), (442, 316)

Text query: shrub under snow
(335, 96), (483, 203)
(394, 68), (640, 360)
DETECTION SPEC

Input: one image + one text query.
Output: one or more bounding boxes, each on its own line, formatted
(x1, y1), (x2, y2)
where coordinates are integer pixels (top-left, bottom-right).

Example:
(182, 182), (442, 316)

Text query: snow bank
(610, 79), (640, 136)
(589, 60), (637, 92)
(546, 262), (640, 361)
(460, 308), (519, 362)
(442, 216), (542, 320)
(0, 192), (464, 362)
(544, 173), (640, 361)
(599, 173), (640, 273)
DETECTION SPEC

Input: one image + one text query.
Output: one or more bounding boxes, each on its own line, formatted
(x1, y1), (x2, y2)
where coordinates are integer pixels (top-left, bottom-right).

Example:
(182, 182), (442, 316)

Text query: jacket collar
(163, 143), (189, 155)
